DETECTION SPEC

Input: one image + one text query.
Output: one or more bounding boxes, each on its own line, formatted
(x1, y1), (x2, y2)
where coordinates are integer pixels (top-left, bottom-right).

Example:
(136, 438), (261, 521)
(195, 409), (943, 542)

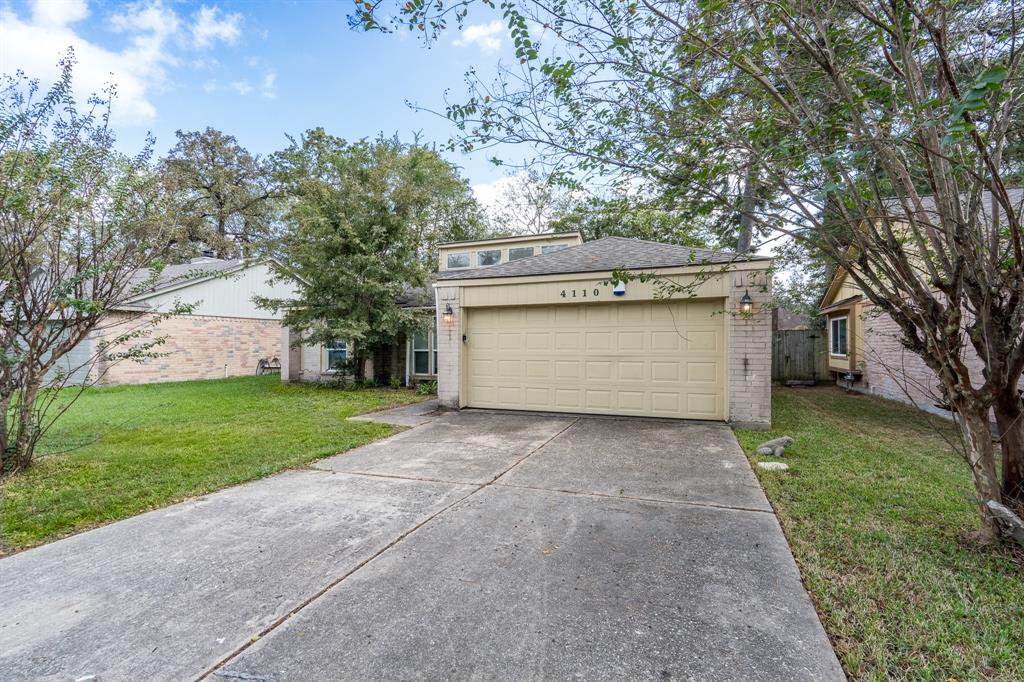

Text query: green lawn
(736, 387), (1024, 682)
(0, 376), (425, 553)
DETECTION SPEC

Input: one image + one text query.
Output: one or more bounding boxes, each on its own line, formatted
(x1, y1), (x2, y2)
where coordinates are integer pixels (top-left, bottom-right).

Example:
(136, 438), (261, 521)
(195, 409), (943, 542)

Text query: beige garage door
(464, 300), (726, 420)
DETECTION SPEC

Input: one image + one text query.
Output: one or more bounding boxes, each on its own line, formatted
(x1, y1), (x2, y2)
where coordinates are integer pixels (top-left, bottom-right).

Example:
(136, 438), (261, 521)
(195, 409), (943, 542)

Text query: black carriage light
(442, 303), (454, 324)
(739, 289), (754, 315)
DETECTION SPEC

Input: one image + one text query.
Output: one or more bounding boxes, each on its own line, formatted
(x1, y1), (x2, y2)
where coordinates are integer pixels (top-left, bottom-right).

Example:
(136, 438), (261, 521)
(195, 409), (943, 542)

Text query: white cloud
(230, 79), (252, 95)
(191, 5), (241, 48)
(0, 0), (179, 124)
(32, 0), (89, 26)
(453, 20), (503, 53)
(472, 173), (520, 214)
(261, 71), (276, 98)
(202, 78), (218, 92)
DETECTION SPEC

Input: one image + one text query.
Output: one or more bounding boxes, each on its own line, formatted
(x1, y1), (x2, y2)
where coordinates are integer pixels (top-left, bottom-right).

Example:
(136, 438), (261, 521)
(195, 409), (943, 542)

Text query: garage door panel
(465, 301), (725, 420)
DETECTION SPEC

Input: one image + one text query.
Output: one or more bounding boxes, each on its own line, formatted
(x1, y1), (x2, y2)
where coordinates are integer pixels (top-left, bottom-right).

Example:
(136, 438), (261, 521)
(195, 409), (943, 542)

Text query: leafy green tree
(358, 1), (1024, 541)
(1, 56), (182, 473)
(551, 193), (712, 247)
(159, 128), (277, 259)
(258, 131), (482, 378)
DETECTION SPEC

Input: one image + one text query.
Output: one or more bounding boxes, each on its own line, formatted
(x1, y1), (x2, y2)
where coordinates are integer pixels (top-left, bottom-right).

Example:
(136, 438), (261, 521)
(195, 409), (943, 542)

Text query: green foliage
(258, 132), (481, 371)
(0, 376), (425, 550)
(159, 128), (277, 259)
(736, 388), (1024, 681)
(415, 380), (438, 396)
(550, 194), (712, 246)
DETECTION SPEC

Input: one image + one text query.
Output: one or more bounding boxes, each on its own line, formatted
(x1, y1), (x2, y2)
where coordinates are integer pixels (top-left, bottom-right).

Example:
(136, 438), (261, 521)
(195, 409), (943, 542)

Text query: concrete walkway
(0, 407), (843, 681)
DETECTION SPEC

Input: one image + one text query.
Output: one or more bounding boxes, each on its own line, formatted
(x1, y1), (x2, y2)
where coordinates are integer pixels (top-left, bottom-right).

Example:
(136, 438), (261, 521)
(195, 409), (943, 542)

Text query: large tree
(258, 131), (482, 377)
(357, 1), (1024, 541)
(1, 57), (182, 473)
(159, 128), (277, 259)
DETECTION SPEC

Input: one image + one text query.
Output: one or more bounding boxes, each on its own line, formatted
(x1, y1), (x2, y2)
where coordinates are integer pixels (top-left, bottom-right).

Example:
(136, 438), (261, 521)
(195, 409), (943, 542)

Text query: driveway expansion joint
(196, 416), (580, 681)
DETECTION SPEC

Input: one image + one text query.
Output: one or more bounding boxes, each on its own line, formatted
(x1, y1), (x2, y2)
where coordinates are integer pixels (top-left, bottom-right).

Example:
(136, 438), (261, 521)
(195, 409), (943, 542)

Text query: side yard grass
(0, 376), (425, 553)
(736, 386), (1024, 682)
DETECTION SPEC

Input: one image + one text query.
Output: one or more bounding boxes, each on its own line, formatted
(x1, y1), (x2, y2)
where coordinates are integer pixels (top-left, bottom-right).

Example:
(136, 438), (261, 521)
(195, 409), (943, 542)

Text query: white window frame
(323, 339), (349, 372)
(477, 249), (502, 267)
(829, 316), (849, 357)
(447, 252), (470, 269)
(408, 322), (439, 378)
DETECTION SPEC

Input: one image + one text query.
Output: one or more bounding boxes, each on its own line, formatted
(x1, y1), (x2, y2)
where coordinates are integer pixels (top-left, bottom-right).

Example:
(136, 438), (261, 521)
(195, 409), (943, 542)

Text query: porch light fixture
(739, 289), (754, 315)
(442, 303), (454, 324)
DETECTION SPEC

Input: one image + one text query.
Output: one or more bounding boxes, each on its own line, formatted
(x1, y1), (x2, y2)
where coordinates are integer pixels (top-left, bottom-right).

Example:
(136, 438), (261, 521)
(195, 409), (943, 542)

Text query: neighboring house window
(508, 246), (534, 261)
(447, 252), (470, 269)
(410, 324), (439, 376)
(541, 244), (567, 254)
(325, 339), (348, 371)
(477, 249), (501, 266)
(830, 316), (848, 356)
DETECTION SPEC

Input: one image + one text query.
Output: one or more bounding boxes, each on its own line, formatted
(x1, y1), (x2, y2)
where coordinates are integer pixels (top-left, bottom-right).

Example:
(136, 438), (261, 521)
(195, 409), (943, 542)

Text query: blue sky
(0, 0), (520, 203)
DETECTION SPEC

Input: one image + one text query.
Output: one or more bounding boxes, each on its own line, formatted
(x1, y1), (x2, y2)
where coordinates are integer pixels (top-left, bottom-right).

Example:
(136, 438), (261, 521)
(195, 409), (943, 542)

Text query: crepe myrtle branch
(605, 260), (774, 320)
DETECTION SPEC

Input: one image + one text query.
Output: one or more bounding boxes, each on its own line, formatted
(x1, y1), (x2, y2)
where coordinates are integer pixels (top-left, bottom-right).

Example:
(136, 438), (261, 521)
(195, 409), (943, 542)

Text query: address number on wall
(559, 288), (601, 299)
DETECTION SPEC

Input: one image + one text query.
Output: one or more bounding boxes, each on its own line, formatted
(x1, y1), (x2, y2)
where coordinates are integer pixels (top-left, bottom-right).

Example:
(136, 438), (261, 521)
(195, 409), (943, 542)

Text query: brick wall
(95, 312), (282, 385)
(435, 286), (461, 408)
(728, 271), (773, 429)
(848, 306), (985, 418)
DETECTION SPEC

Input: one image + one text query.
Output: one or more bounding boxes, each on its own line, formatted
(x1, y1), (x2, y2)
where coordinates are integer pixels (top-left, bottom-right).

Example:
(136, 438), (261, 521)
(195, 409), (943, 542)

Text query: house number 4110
(560, 288), (600, 298)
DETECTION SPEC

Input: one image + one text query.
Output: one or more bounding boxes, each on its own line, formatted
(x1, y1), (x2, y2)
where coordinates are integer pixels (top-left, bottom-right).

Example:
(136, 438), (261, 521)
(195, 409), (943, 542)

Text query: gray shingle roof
(435, 236), (766, 281)
(882, 187), (1023, 222)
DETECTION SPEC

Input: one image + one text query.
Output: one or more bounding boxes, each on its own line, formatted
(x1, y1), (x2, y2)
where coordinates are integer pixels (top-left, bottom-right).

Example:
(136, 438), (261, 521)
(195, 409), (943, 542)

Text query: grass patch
(1, 376), (425, 552)
(735, 386), (1024, 682)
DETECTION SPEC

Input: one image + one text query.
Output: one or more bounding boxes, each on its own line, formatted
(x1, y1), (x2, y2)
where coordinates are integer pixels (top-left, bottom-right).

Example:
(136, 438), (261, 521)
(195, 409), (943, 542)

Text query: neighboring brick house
(49, 258), (296, 386)
(818, 189), (1024, 417)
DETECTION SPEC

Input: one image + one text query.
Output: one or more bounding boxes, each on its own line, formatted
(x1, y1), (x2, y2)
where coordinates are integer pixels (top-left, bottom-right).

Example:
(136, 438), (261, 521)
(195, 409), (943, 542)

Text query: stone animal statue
(756, 436), (794, 457)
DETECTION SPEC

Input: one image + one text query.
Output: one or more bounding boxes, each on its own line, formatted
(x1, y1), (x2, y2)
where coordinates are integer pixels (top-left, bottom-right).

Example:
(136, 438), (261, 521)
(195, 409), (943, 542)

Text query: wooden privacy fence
(772, 329), (830, 384)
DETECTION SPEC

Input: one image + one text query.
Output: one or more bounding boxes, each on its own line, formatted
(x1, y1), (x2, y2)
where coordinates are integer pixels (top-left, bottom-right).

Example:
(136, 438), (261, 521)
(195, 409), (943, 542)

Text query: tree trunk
(956, 404), (1004, 543)
(993, 391), (1024, 505)
(737, 162), (757, 254)
(13, 378), (41, 471)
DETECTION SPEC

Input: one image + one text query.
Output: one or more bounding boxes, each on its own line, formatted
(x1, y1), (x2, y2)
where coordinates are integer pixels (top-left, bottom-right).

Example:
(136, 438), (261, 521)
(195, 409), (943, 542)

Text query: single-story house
(817, 189), (1024, 416)
(284, 230), (773, 426)
(49, 258), (296, 386)
(434, 232), (773, 427)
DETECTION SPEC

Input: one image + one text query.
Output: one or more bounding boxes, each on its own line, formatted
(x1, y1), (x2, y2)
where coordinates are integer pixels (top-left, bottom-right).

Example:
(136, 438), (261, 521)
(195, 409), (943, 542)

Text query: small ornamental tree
(356, 1), (1024, 541)
(1, 56), (183, 473)
(258, 131), (483, 377)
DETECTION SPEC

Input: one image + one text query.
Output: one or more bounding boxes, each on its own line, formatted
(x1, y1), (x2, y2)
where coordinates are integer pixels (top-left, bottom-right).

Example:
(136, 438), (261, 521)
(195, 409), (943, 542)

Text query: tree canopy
(258, 131), (484, 376)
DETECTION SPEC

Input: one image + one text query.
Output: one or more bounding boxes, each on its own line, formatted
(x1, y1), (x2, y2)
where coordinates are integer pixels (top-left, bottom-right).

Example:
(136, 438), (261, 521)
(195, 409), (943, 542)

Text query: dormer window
(477, 249), (501, 266)
(447, 252), (470, 269)
(541, 244), (568, 254)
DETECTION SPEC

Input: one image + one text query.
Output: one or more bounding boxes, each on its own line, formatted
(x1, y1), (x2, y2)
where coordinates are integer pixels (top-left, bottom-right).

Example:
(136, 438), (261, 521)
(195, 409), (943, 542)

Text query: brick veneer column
(728, 270), (772, 429)
(435, 286), (461, 409)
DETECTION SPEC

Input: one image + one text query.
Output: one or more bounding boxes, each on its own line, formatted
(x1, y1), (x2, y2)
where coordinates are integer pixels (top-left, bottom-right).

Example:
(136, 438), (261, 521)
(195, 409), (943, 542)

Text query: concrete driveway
(0, 405), (843, 681)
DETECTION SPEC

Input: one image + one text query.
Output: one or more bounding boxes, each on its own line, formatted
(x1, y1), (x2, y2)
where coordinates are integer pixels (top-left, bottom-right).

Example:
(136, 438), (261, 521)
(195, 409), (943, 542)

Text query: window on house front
(413, 330), (430, 374)
(325, 340), (348, 371)
(830, 317), (848, 356)
(447, 252), (470, 269)
(508, 246), (535, 261)
(477, 249), (501, 266)
(541, 244), (567, 254)
(410, 324), (439, 377)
